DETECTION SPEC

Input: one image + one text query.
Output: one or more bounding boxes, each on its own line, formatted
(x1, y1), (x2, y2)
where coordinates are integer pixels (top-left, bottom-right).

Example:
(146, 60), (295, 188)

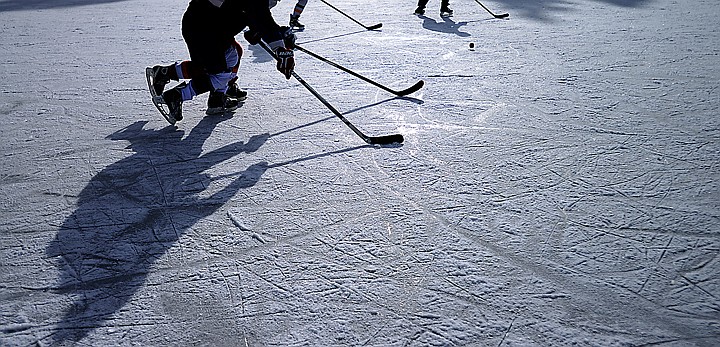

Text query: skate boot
(289, 15), (305, 30)
(206, 91), (239, 115)
(161, 84), (184, 122)
(149, 64), (177, 95)
(440, 5), (453, 17)
(414, 6), (425, 15)
(226, 82), (248, 102)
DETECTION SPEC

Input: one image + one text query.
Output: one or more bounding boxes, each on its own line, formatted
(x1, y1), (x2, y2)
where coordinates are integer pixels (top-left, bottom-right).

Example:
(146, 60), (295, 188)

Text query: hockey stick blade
(474, 0), (509, 20)
(396, 80), (424, 96)
(366, 23), (383, 30)
(367, 134), (404, 145)
(258, 41), (405, 145)
(319, 0), (381, 31)
(293, 44), (424, 96)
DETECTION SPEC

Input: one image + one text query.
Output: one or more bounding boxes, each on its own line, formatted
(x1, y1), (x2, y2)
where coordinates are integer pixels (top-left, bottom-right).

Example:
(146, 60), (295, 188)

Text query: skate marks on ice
(385, 92), (720, 345)
(223, 141), (375, 244)
(42, 118), (269, 345)
(35, 113), (385, 345)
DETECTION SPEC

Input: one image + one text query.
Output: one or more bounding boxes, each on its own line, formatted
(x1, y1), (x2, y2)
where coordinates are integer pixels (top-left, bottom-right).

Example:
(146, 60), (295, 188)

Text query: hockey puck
(469, 42), (475, 49)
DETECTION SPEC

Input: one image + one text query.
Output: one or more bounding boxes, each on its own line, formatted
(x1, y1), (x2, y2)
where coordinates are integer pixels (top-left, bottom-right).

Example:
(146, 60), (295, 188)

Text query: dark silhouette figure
(418, 15), (470, 37)
(45, 117), (269, 345)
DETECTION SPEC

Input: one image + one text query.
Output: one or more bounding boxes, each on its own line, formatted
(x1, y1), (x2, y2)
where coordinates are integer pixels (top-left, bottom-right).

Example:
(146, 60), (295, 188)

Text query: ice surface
(1, 0), (719, 346)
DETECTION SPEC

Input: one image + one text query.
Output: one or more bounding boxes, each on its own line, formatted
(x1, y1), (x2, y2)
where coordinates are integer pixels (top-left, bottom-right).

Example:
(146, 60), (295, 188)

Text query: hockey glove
(244, 29), (261, 45)
(279, 26), (297, 48)
(275, 47), (294, 80)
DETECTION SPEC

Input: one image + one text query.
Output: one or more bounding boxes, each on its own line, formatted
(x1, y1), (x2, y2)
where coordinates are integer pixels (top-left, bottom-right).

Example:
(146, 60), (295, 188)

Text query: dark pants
(180, 0), (236, 94)
(417, 0), (449, 9)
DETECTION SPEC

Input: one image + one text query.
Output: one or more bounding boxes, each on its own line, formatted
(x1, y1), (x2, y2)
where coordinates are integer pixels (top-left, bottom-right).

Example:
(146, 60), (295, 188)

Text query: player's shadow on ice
(248, 44), (275, 64)
(495, 0), (654, 21)
(43, 115), (379, 345)
(0, 0), (130, 12)
(44, 116), (270, 345)
(418, 15), (471, 37)
(343, 96), (424, 116)
(296, 29), (372, 45)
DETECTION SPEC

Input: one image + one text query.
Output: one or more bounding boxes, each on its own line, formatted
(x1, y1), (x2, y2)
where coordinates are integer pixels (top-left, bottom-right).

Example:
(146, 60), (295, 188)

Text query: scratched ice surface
(1, 0), (718, 346)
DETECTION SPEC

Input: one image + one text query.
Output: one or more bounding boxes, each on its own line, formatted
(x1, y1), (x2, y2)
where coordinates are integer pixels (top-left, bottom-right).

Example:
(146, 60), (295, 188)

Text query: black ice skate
(289, 15), (305, 30)
(146, 67), (180, 125)
(206, 91), (239, 115)
(148, 65), (175, 95)
(440, 7), (454, 17)
(226, 83), (248, 102)
(414, 7), (425, 15)
(161, 85), (184, 123)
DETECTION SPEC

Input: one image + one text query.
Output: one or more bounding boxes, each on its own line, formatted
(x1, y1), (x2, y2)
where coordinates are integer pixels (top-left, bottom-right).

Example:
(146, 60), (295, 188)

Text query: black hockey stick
(259, 41), (403, 145)
(293, 44), (424, 97)
(318, 0), (382, 30)
(473, 0), (509, 19)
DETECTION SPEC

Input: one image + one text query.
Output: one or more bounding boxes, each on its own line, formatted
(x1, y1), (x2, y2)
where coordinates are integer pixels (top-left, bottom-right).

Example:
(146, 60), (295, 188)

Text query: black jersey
(185, 0), (283, 45)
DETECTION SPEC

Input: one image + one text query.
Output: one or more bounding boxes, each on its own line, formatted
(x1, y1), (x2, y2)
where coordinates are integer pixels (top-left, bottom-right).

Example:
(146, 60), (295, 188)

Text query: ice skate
(289, 15), (305, 30)
(226, 82), (248, 102)
(206, 91), (239, 115)
(148, 64), (175, 96)
(146, 67), (180, 125)
(161, 85), (184, 122)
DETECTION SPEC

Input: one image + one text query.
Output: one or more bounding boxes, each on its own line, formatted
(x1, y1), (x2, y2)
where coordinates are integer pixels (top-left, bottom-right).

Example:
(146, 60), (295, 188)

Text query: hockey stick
(293, 44), (424, 97)
(259, 41), (403, 145)
(318, 0), (382, 30)
(473, 0), (509, 19)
